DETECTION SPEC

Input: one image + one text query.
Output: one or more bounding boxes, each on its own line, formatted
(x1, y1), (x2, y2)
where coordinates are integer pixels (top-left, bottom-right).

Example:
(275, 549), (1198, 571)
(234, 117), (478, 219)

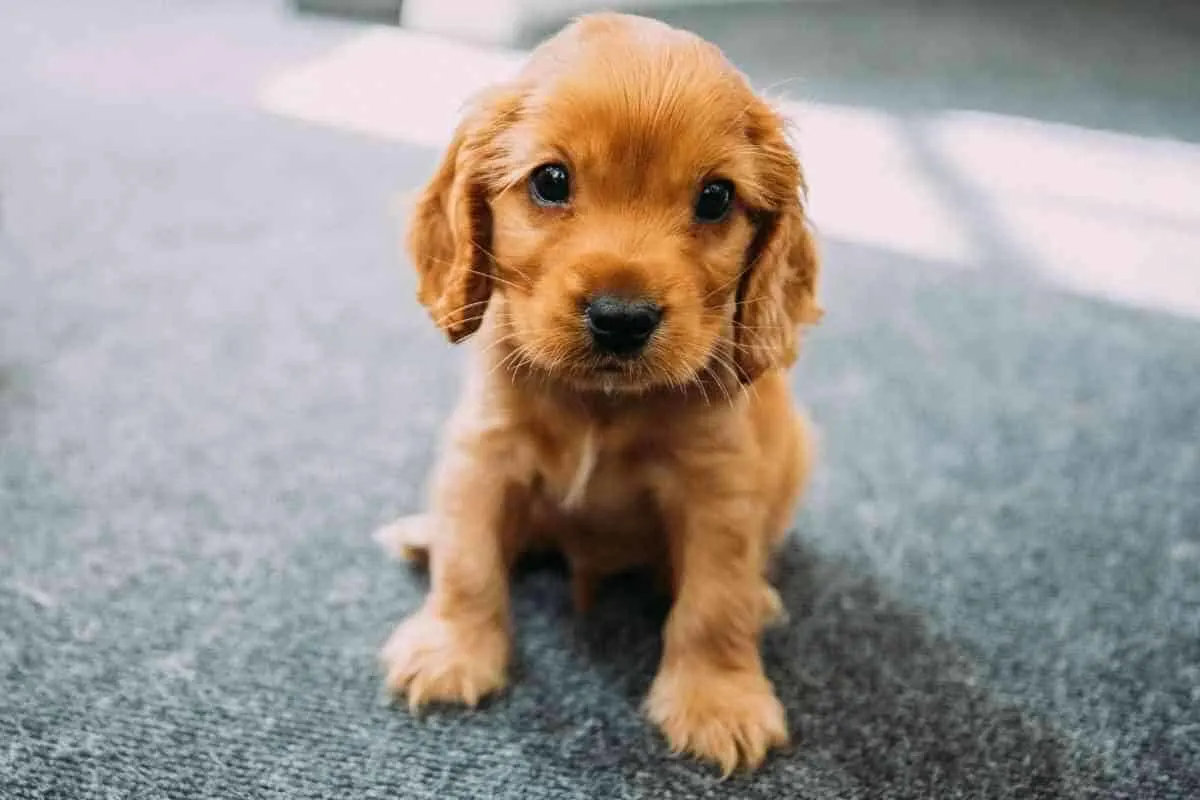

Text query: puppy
(377, 13), (822, 774)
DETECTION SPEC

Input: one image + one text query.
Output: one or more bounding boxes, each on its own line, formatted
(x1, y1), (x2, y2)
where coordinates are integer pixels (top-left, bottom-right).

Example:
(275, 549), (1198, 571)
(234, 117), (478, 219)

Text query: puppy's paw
(644, 664), (788, 775)
(381, 608), (508, 709)
(374, 514), (435, 565)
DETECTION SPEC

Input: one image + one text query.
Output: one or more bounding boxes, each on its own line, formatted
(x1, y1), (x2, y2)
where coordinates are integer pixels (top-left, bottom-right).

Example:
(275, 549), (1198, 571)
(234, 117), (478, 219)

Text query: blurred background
(2, 2), (1197, 798)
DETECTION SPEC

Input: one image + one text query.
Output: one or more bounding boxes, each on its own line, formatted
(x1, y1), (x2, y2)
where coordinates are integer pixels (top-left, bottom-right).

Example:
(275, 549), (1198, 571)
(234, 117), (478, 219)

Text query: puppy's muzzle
(584, 295), (662, 358)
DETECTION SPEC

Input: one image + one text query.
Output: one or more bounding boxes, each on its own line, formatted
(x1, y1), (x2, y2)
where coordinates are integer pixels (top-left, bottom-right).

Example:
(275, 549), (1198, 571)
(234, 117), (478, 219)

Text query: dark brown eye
(694, 179), (734, 223)
(529, 163), (570, 207)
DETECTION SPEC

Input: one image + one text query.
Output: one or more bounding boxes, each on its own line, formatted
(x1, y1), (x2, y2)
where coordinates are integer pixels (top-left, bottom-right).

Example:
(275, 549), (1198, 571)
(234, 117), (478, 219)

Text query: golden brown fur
(377, 13), (823, 774)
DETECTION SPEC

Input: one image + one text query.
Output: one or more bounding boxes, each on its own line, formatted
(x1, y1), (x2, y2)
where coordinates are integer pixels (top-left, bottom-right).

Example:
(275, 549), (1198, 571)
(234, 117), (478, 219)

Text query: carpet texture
(2, 2), (1198, 798)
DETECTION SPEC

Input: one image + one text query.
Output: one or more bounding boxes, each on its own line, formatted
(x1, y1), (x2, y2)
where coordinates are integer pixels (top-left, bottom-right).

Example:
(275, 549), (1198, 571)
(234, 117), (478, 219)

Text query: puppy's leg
(754, 410), (812, 630)
(644, 493), (788, 775)
(381, 462), (524, 710)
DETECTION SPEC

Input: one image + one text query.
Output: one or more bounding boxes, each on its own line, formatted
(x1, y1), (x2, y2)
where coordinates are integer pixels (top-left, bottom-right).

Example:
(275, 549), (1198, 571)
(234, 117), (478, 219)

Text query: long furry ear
(733, 108), (823, 383)
(407, 89), (518, 343)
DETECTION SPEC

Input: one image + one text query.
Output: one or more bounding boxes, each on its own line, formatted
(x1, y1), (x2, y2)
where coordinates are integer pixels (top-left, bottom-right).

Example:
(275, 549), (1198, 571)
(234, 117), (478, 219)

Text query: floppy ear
(733, 110), (823, 383)
(407, 89), (517, 343)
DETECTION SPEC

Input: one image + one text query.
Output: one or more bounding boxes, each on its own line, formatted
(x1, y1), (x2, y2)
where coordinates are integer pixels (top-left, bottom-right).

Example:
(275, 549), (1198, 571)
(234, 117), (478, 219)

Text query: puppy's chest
(530, 424), (649, 516)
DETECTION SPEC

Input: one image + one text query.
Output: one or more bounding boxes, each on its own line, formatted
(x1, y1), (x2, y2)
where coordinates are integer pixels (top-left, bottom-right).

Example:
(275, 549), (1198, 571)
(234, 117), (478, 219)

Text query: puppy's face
(409, 14), (822, 391)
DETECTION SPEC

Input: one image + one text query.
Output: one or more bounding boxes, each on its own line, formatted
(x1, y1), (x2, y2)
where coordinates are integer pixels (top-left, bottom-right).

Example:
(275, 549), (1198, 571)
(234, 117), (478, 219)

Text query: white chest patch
(561, 426), (598, 511)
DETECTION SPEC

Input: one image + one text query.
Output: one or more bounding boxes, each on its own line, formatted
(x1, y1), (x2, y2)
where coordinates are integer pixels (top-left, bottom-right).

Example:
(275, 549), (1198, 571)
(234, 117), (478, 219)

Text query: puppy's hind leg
(374, 514), (437, 566)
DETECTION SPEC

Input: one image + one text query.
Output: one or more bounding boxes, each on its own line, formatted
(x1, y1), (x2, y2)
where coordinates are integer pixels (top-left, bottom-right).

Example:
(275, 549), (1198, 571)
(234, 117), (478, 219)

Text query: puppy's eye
(694, 179), (734, 223)
(529, 163), (571, 207)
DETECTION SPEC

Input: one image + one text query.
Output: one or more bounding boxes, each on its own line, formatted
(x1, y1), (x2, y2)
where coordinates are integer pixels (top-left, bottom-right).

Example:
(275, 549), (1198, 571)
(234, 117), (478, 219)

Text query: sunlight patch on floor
(930, 112), (1200, 318)
(259, 28), (523, 149)
(787, 101), (979, 267)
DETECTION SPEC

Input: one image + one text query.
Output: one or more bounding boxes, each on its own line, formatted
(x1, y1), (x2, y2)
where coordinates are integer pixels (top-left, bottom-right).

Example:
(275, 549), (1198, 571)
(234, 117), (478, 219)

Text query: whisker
(703, 268), (748, 303)
(420, 251), (532, 292)
(430, 299), (491, 329)
(734, 322), (792, 334)
(470, 241), (534, 285)
(487, 345), (527, 383)
(460, 267), (524, 294)
(706, 353), (740, 406)
(479, 333), (524, 360)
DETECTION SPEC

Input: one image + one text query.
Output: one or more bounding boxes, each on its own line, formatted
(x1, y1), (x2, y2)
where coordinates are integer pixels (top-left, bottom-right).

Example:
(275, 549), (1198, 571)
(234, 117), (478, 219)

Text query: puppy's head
(408, 13), (822, 391)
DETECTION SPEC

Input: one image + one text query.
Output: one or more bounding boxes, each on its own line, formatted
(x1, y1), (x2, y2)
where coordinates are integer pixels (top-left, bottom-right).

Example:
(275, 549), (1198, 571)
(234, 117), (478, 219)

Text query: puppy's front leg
(645, 491), (787, 774)
(381, 456), (520, 709)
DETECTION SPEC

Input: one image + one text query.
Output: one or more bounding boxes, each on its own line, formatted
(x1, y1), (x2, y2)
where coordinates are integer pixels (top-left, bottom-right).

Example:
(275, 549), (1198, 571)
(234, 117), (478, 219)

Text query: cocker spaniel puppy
(377, 12), (823, 774)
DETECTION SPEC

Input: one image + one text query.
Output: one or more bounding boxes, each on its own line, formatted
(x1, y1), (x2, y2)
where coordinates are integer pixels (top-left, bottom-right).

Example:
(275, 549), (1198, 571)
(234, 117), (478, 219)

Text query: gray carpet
(2, 1), (1198, 798)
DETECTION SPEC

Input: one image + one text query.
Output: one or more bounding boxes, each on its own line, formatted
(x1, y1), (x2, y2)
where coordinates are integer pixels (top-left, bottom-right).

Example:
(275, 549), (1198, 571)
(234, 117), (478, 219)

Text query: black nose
(584, 295), (662, 356)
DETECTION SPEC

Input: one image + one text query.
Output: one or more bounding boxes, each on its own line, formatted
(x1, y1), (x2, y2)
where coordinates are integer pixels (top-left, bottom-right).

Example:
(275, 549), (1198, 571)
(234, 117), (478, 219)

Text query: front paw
(381, 606), (509, 710)
(644, 663), (788, 775)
